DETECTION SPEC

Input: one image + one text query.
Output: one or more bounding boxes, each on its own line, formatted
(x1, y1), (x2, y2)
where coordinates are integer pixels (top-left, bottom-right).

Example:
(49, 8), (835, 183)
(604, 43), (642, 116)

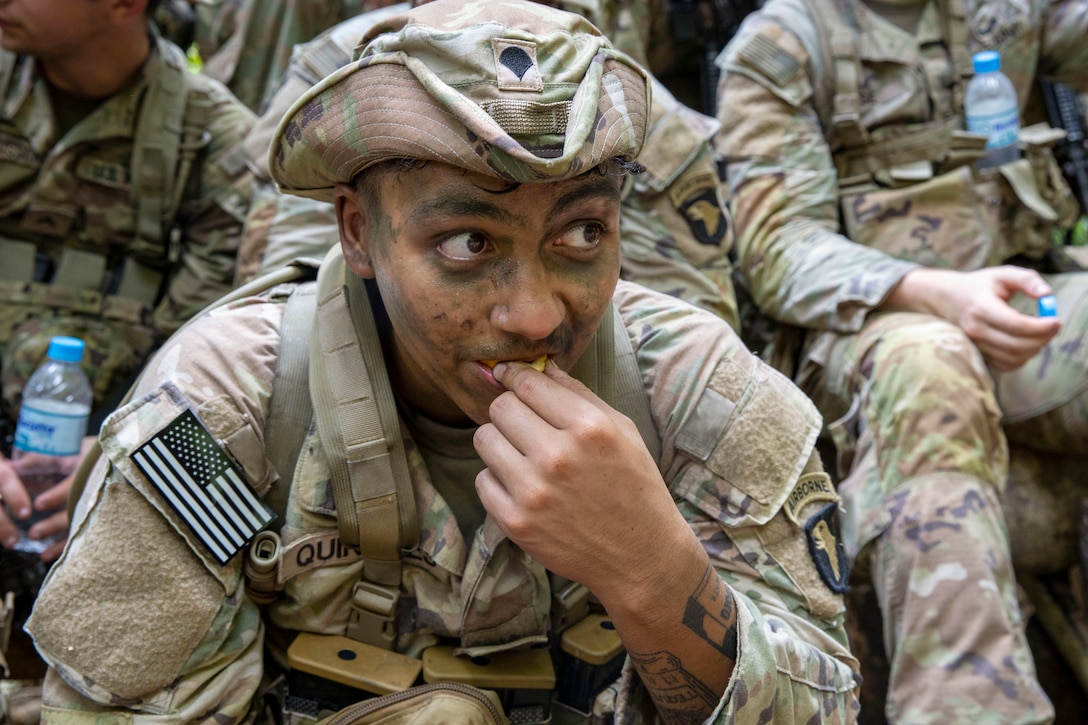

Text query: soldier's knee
(863, 316), (995, 414)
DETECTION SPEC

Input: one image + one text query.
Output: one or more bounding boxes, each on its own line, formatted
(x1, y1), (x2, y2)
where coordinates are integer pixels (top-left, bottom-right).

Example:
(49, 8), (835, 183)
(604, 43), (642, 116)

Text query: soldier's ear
(108, 0), (149, 23)
(335, 182), (375, 279)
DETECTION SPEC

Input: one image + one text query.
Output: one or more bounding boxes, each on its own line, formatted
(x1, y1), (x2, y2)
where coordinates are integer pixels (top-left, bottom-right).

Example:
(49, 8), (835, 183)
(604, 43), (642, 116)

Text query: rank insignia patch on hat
(493, 39), (543, 92)
(805, 502), (850, 593)
(131, 409), (274, 565)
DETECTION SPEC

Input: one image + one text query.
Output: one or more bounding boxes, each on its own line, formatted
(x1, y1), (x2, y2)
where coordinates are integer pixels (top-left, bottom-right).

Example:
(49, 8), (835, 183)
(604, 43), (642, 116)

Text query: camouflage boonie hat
(270, 0), (651, 202)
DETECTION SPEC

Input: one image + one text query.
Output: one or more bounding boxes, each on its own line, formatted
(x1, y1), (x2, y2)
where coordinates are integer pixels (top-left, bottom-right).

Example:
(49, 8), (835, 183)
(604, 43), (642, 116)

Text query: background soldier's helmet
(269, 0), (651, 201)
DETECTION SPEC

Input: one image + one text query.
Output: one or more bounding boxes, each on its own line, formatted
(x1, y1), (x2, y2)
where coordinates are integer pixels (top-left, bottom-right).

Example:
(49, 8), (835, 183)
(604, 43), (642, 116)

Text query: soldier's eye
(557, 223), (603, 249)
(438, 232), (491, 260)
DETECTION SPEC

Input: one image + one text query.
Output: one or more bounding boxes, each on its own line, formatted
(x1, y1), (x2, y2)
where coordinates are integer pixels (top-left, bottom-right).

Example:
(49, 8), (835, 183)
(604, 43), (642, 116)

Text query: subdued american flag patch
(130, 409), (274, 565)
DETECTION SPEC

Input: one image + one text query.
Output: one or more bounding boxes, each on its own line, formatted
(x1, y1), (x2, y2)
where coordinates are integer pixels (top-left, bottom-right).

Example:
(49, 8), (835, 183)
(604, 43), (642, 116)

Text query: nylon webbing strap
(131, 40), (188, 255)
(310, 247), (417, 649)
(609, 306), (659, 464)
(942, 0), (973, 114)
(568, 303), (659, 465)
(264, 283), (317, 521)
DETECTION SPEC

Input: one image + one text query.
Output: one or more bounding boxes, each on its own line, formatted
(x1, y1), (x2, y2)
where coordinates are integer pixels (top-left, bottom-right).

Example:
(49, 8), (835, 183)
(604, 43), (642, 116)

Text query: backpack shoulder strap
(608, 305), (660, 466)
(131, 34), (214, 263)
(262, 278), (318, 521)
(572, 303), (659, 465)
(309, 246), (418, 649)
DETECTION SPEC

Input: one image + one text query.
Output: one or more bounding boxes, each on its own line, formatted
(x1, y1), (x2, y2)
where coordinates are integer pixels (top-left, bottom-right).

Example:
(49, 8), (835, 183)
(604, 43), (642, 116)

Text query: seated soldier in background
(714, 0), (1088, 721)
(26, 1), (860, 722)
(243, 0), (740, 331)
(0, 0), (256, 719)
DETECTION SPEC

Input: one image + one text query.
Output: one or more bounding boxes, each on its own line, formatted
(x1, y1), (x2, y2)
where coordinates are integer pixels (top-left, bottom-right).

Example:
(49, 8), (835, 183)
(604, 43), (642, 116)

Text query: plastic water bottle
(965, 50), (1020, 169)
(10, 336), (92, 553)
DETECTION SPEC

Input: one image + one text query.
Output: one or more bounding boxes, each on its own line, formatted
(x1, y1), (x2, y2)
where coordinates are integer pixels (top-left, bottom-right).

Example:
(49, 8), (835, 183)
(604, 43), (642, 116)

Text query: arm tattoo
(628, 649), (720, 725)
(627, 566), (739, 723)
(682, 563), (738, 661)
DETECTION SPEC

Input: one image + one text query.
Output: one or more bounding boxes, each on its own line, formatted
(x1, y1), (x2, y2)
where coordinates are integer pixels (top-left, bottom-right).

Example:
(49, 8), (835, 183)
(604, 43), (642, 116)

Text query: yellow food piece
(481, 356), (547, 371)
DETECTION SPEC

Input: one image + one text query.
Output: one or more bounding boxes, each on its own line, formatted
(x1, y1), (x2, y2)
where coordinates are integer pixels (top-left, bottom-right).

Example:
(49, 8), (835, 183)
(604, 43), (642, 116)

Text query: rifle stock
(1042, 81), (1088, 229)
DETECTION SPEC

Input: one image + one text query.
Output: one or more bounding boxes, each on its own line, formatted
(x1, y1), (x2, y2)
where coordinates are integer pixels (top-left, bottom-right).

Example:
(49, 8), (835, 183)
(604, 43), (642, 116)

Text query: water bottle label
(14, 401), (89, 456)
(967, 108), (1020, 150)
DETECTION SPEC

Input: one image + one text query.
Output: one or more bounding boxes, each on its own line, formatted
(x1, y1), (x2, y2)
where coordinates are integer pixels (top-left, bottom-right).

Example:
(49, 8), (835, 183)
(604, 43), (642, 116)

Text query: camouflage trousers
(800, 281), (1088, 724)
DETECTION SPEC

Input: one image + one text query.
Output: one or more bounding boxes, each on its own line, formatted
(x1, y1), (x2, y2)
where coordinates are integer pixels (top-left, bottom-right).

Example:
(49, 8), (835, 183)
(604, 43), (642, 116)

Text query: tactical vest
(242, 249), (659, 646)
(763, 0), (1078, 271)
(0, 34), (216, 421)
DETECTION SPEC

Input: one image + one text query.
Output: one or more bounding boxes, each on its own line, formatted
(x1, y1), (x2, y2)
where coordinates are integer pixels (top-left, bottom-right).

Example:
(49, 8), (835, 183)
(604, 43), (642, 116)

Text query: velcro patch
(671, 171), (728, 247)
(805, 503), (849, 593)
(75, 156), (129, 189)
(493, 39), (543, 92)
(736, 33), (802, 88)
(131, 409), (274, 565)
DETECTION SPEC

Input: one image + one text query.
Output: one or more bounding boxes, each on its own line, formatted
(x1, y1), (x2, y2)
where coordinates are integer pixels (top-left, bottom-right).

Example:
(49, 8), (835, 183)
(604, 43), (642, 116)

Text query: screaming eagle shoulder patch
(805, 502), (850, 593)
(130, 409), (274, 565)
(668, 169), (730, 248)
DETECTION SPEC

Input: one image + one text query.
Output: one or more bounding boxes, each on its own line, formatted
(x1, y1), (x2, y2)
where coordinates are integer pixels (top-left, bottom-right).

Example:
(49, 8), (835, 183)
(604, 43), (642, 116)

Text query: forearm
(597, 525), (734, 723)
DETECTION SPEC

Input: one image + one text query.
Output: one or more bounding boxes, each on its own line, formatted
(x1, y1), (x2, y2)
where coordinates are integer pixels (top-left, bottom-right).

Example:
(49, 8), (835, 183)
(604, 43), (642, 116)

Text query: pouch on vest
(839, 123), (1077, 271)
(315, 683), (508, 725)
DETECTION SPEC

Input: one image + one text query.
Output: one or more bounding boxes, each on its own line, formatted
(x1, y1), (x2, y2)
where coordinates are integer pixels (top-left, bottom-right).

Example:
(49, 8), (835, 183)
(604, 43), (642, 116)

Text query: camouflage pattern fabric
(245, 0), (737, 329)
(713, 0), (1088, 721)
(0, 32), (256, 428)
(26, 280), (859, 723)
(161, 0), (413, 113)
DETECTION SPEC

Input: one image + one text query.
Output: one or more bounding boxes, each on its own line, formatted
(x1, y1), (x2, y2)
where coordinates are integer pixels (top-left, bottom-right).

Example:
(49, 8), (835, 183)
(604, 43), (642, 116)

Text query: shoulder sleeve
(26, 293), (290, 722)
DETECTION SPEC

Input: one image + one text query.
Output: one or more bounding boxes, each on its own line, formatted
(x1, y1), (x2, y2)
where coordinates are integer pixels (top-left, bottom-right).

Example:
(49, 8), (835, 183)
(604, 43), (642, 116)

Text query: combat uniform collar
(855, 0), (940, 63)
(2, 27), (172, 156)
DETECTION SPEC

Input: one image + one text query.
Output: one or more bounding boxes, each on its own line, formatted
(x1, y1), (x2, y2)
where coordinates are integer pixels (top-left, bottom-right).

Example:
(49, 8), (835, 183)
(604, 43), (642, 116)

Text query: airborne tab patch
(131, 409), (274, 565)
(805, 502), (850, 593)
(782, 472), (837, 526)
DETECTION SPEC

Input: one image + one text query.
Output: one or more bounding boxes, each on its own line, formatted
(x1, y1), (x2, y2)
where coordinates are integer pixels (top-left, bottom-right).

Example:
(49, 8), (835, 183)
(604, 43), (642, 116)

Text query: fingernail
(18, 506), (30, 519)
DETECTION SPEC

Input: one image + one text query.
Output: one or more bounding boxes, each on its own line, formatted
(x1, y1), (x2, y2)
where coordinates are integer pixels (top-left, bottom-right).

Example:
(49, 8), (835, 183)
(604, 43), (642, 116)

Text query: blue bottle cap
(972, 50), (1000, 74)
(47, 336), (86, 363)
(1036, 294), (1058, 318)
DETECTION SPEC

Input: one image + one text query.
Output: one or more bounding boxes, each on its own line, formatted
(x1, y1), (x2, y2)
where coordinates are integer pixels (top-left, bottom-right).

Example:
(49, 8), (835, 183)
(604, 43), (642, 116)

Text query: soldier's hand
(473, 360), (701, 601)
(24, 435), (94, 563)
(883, 266), (1060, 371)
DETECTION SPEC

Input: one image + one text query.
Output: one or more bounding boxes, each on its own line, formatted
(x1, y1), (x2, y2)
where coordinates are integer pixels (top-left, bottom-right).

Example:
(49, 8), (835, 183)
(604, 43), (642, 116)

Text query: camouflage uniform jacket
(715, 0), (1088, 367)
(27, 280), (860, 723)
(0, 30), (256, 420)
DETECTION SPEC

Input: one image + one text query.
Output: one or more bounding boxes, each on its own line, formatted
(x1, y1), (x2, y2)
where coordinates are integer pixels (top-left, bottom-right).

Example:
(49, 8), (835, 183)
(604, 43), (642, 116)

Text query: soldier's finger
(28, 508), (69, 544)
(0, 458), (31, 523)
(34, 475), (74, 512)
(39, 538), (66, 564)
(492, 360), (612, 428)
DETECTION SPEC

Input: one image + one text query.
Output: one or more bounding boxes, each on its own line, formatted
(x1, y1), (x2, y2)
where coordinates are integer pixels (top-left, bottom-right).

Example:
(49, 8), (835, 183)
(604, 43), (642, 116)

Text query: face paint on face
(340, 161), (623, 427)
